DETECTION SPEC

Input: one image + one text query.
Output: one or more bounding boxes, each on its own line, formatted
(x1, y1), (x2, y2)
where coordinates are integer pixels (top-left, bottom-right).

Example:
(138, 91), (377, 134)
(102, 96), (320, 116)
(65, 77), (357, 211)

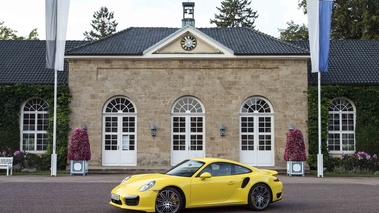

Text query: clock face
(181, 35), (197, 51)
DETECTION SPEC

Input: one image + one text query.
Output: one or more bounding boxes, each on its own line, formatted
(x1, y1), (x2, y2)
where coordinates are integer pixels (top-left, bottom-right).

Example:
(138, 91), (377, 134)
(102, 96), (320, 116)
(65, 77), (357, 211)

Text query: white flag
(46, 0), (70, 71)
(307, 0), (333, 73)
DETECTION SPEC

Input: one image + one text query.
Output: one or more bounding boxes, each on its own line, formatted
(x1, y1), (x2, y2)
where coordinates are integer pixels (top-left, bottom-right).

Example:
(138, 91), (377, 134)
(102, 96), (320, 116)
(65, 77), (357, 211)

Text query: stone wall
(68, 58), (308, 168)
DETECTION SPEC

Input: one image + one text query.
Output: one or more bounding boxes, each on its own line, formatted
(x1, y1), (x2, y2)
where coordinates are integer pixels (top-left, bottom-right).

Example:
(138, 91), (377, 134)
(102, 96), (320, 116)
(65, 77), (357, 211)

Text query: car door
(189, 163), (240, 206)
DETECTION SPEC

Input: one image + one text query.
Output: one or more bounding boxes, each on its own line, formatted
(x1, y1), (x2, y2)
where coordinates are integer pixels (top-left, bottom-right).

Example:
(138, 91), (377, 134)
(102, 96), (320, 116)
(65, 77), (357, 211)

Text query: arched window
(172, 96), (203, 113)
(328, 98), (356, 153)
(171, 96), (205, 165)
(21, 98), (49, 152)
(240, 97), (274, 166)
(102, 96), (137, 166)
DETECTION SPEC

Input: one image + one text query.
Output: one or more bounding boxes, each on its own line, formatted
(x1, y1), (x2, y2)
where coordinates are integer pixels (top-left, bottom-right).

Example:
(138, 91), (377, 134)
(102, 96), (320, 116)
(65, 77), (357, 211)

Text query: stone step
(78, 166), (306, 175)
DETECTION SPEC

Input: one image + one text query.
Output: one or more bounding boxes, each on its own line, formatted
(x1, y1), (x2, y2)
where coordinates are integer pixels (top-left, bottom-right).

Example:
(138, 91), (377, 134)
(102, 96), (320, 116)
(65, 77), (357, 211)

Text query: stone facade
(68, 58), (308, 169)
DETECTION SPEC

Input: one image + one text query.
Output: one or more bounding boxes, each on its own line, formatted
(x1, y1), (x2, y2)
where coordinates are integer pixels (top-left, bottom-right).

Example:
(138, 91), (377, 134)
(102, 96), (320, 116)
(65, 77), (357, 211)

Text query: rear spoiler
(261, 169), (278, 176)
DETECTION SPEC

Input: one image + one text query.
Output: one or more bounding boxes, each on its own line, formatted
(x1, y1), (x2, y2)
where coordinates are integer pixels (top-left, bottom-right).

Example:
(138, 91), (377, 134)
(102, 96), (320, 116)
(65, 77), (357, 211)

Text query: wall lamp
(289, 124), (295, 131)
(220, 124), (225, 136)
(151, 124), (157, 136)
(82, 124), (87, 131)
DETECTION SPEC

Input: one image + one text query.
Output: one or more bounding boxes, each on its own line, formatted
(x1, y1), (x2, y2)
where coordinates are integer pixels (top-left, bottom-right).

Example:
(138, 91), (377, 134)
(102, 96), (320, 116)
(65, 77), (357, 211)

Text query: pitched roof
(0, 40), (87, 84)
(1, 28), (379, 86)
(66, 27), (308, 56)
(291, 40), (379, 86)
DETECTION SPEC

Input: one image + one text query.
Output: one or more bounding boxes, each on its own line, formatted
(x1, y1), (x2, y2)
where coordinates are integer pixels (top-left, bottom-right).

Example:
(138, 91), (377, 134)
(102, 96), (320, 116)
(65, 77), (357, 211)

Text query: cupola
(182, 2), (195, 27)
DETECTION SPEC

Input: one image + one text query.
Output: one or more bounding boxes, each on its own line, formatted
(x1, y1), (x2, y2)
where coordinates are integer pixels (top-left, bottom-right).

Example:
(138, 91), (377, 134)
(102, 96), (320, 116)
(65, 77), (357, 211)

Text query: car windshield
(165, 160), (205, 177)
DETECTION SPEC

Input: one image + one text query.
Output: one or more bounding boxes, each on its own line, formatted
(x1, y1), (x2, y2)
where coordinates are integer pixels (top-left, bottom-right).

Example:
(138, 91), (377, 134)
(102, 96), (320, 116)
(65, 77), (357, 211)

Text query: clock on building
(181, 35), (197, 51)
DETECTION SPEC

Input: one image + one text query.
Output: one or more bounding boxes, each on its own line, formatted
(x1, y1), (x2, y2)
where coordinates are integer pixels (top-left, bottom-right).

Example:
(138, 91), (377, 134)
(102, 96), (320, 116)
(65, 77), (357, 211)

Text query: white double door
(102, 115), (136, 166)
(171, 116), (205, 166)
(240, 115), (274, 166)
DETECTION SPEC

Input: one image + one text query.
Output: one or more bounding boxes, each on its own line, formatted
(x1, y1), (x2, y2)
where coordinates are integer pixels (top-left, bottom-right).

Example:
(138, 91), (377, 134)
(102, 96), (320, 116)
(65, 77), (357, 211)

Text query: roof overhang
(65, 55), (309, 60)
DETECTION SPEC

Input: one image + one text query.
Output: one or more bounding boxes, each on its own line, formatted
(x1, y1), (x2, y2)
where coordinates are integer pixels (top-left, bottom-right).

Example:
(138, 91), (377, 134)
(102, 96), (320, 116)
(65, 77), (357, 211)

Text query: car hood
(113, 173), (184, 193)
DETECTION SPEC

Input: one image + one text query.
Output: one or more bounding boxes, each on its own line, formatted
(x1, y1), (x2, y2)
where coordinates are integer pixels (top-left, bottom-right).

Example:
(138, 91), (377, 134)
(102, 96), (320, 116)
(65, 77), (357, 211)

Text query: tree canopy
(279, 21), (309, 41)
(0, 22), (39, 40)
(210, 0), (258, 28)
(83, 6), (118, 41)
(281, 0), (379, 40)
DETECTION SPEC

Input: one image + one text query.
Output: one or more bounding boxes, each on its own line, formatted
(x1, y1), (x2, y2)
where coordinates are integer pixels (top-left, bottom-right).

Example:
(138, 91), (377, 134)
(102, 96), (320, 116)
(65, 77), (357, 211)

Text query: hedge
(0, 84), (70, 170)
(308, 85), (379, 169)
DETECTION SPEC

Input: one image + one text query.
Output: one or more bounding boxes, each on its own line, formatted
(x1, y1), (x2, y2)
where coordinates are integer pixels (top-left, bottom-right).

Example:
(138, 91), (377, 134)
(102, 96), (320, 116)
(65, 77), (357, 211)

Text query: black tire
(247, 183), (272, 211)
(155, 187), (183, 213)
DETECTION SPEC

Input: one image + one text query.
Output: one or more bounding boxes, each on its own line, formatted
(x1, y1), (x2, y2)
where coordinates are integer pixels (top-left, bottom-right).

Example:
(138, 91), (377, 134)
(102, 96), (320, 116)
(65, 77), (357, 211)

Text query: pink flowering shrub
(67, 128), (91, 161)
(1, 147), (29, 171)
(284, 129), (306, 161)
(334, 151), (379, 173)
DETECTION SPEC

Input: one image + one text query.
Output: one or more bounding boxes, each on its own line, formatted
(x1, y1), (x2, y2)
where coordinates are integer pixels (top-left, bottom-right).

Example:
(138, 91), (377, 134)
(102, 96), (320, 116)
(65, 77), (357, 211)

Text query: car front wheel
(155, 187), (183, 213)
(247, 183), (272, 211)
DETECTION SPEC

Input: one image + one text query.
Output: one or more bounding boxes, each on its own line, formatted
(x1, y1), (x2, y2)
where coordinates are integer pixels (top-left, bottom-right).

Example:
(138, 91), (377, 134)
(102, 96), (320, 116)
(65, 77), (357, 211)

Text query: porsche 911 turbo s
(110, 157), (283, 213)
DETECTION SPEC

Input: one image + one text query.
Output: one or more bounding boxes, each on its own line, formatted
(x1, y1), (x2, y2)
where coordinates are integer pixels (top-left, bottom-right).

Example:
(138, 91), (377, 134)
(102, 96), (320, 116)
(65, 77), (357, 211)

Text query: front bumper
(109, 190), (158, 212)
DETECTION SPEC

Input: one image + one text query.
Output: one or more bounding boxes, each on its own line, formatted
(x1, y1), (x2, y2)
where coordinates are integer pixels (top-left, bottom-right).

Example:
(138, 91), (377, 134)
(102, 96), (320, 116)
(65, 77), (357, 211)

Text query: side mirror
(200, 172), (211, 180)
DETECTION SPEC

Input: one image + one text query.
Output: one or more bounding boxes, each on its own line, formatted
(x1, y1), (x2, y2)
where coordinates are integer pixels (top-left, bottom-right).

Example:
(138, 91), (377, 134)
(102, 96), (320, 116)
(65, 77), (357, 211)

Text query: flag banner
(45, 0), (70, 71)
(307, 0), (333, 73)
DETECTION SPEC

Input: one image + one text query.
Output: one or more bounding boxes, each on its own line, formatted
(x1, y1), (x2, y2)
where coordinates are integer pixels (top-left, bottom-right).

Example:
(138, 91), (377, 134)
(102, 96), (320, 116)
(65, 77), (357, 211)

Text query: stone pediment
(143, 25), (234, 58)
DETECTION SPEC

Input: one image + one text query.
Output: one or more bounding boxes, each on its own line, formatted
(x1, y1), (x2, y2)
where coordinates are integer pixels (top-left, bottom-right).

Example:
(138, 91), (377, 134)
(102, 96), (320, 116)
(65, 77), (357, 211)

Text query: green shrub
(0, 84), (71, 170)
(308, 86), (379, 170)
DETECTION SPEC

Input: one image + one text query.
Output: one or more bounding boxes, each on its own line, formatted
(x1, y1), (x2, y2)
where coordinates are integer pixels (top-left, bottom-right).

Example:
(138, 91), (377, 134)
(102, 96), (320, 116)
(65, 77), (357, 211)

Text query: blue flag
(307, 0), (333, 73)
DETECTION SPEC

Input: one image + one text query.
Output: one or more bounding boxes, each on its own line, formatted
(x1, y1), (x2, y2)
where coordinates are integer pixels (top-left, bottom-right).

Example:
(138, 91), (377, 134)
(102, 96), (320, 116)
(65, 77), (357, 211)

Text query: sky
(0, 0), (307, 40)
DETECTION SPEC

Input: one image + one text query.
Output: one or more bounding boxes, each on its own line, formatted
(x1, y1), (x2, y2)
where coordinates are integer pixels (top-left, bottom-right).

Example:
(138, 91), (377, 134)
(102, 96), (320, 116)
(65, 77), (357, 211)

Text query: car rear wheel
(155, 187), (183, 213)
(247, 183), (272, 211)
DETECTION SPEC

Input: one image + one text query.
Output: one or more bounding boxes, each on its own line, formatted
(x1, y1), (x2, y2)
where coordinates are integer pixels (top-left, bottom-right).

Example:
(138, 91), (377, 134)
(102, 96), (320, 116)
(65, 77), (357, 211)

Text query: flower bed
(1, 147), (28, 171)
(332, 151), (379, 174)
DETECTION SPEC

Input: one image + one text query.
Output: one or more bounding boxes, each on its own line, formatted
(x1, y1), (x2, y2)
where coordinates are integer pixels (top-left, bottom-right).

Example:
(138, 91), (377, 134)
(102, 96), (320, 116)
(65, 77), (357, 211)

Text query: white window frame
(102, 96), (137, 166)
(171, 96), (205, 166)
(103, 96), (137, 152)
(327, 97), (356, 154)
(239, 96), (274, 166)
(20, 98), (49, 153)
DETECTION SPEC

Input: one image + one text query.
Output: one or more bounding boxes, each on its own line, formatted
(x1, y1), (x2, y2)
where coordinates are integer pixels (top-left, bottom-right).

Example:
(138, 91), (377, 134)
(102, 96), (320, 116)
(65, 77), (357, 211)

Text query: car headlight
(121, 176), (131, 183)
(139, 180), (155, 192)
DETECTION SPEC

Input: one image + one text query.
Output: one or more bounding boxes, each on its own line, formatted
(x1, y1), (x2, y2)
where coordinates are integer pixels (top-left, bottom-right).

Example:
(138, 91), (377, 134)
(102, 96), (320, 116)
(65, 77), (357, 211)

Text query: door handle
(227, 181), (236, 185)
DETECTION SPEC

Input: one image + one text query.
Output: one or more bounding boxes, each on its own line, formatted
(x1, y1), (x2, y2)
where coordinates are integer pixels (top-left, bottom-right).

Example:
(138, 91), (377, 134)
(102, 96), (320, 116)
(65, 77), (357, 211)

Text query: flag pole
(51, 68), (58, 177)
(317, 70), (323, 177)
(307, 0), (332, 178)
(46, 0), (70, 177)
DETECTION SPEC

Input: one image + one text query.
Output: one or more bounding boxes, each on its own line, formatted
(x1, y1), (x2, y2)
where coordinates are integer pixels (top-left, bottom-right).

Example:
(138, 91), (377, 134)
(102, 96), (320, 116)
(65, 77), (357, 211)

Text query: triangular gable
(143, 25), (235, 58)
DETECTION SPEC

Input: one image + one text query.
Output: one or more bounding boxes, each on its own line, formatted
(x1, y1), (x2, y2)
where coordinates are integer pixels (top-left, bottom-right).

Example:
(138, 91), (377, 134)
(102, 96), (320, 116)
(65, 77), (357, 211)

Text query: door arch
(102, 96), (137, 166)
(171, 96), (205, 166)
(240, 97), (274, 166)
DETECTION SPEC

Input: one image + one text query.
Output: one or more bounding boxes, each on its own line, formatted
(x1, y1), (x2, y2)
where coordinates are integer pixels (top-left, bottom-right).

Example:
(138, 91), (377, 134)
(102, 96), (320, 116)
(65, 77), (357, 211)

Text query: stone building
(66, 25), (309, 169)
(3, 3), (378, 172)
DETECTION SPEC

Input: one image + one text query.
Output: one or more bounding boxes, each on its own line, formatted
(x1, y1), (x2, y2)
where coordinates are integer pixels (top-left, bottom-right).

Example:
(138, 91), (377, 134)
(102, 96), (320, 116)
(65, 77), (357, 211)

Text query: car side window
(233, 164), (252, 175)
(198, 162), (252, 177)
(199, 163), (231, 176)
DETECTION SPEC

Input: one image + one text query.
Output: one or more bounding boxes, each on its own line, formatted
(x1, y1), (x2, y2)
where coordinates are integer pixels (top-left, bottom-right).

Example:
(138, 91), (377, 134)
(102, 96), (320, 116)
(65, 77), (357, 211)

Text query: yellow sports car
(110, 157), (283, 213)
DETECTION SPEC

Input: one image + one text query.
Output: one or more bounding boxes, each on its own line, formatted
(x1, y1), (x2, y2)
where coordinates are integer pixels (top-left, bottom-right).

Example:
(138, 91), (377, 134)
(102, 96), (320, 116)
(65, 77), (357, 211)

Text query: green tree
(83, 6), (118, 41)
(279, 21), (308, 41)
(291, 0), (379, 40)
(0, 22), (39, 40)
(331, 0), (379, 39)
(0, 21), (17, 40)
(210, 0), (258, 28)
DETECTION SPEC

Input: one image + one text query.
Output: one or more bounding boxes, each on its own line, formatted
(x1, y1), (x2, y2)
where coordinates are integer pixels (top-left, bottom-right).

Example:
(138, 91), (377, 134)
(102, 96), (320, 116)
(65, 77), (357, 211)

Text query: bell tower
(182, 2), (195, 27)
